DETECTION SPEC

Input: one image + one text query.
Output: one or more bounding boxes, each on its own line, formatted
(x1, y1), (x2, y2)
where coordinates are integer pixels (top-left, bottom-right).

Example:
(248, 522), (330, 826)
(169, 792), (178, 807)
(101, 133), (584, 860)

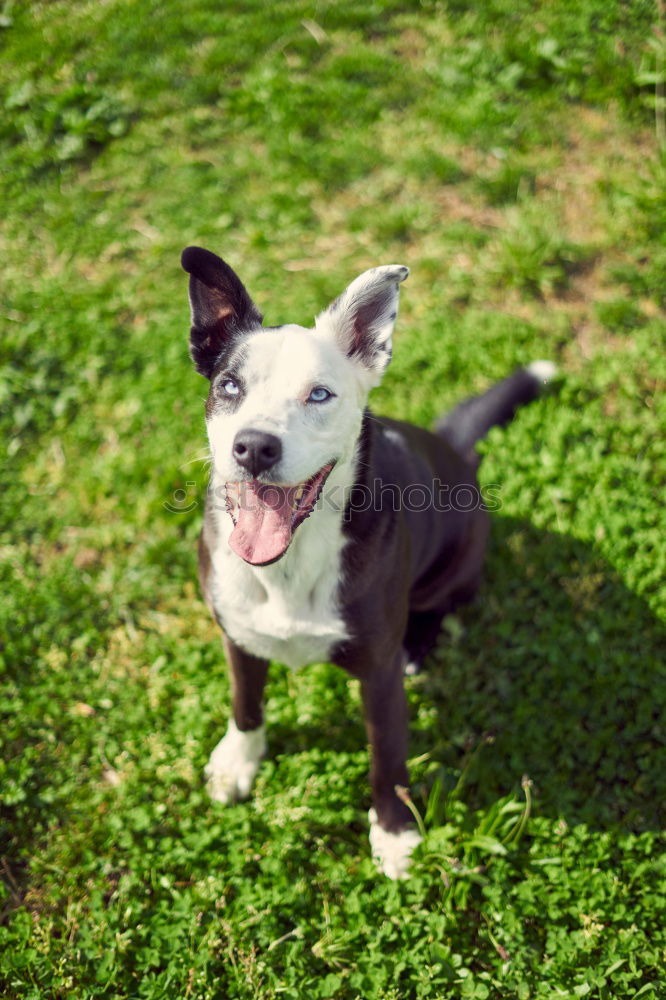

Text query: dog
(181, 246), (554, 878)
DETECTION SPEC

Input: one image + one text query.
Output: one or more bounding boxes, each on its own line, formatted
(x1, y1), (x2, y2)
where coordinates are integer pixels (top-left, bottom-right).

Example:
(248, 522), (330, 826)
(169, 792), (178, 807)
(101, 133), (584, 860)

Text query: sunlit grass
(1, 1), (665, 997)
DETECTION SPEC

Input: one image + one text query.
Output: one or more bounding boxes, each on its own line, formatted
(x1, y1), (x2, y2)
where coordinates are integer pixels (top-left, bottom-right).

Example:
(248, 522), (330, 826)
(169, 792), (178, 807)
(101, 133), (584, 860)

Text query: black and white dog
(181, 246), (554, 878)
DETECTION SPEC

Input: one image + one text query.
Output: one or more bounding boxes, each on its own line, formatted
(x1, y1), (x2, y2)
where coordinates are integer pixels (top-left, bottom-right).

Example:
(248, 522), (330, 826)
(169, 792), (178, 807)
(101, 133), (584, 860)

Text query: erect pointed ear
(181, 246), (263, 378)
(315, 265), (409, 381)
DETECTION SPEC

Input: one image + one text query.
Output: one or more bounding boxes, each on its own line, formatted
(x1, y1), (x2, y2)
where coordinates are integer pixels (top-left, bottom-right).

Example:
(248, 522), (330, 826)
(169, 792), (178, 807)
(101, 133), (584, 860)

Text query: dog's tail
(435, 360), (557, 459)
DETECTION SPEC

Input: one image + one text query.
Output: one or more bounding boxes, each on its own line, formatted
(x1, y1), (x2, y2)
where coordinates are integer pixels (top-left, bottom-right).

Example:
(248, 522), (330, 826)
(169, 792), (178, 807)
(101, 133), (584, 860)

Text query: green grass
(1, 0), (665, 997)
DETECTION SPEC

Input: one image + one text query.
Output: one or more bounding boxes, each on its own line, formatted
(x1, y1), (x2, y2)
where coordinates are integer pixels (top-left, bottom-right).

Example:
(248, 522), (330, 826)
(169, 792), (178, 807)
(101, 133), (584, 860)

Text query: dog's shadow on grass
(269, 514), (664, 834)
(410, 514), (665, 833)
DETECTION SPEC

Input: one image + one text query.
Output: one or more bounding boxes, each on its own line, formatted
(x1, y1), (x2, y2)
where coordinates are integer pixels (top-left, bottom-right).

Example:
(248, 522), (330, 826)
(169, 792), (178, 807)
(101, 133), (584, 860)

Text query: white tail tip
(526, 360), (558, 383)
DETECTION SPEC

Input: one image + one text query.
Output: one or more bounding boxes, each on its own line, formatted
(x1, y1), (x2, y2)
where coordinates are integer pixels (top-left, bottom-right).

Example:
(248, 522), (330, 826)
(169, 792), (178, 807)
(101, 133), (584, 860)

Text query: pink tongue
(229, 482), (298, 565)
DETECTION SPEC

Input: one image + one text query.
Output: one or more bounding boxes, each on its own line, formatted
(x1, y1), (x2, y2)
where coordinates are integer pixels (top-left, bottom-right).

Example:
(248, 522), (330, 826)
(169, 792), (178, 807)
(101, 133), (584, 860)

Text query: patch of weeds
(610, 249), (666, 309)
(475, 160), (536, 205)
(2, 72), (132, 179)
(406, 149), (467, 185)
(412, 775), (533, 909)
(633, 30), (666, 132)
(483, 202), (593, 297)
(449, 0), (657, 115)
(606, 160), (666, 307)
(372, 204), (425, 243)
(595, 297), (647, 332)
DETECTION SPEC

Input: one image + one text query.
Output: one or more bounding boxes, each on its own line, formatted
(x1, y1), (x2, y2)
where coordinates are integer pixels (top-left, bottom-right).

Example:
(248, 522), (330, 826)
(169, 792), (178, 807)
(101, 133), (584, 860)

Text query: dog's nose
(232, 429), (282, 477)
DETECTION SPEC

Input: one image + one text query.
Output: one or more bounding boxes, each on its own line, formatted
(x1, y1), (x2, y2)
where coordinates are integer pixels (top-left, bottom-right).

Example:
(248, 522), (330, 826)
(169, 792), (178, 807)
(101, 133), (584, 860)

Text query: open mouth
(224, 461), (336, 566)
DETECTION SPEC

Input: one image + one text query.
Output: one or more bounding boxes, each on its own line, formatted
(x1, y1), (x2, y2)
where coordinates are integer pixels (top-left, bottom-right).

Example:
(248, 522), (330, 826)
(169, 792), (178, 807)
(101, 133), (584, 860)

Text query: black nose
(232, 429), (282, 477)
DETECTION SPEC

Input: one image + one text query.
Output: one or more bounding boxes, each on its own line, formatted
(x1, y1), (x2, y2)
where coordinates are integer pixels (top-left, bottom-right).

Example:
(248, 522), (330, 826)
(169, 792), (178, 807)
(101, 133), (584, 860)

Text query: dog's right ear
(315, 265), (409, 385)
(181, 247), (263, 378)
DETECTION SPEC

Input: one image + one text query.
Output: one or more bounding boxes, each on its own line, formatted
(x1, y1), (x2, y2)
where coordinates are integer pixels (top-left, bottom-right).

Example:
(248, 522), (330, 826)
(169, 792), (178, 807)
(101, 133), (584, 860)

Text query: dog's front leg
(205, 636), (268, 805)
(361, 652), (422, 879)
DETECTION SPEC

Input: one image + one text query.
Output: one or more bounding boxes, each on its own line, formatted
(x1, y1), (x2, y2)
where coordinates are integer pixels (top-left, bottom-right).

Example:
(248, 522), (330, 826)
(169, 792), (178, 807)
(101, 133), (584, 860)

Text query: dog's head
(182, 246), (408, 566)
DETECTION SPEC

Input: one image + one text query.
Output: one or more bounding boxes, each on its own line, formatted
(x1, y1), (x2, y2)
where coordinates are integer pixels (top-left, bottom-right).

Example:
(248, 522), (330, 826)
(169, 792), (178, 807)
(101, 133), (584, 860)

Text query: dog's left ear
(315, 265), (409, 381)
(181, 246), (263, 378)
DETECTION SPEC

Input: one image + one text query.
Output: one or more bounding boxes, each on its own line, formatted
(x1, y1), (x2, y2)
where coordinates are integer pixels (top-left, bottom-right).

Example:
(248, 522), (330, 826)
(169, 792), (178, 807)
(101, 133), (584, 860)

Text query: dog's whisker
(179, 448), (212, 470)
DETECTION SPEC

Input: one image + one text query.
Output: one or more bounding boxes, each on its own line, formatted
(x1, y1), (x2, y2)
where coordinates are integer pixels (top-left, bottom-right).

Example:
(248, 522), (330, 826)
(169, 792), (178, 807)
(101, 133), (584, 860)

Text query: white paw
(204, 720), (266, 805)
(527, 359), (558, 383)
(368, 808), (422, 880)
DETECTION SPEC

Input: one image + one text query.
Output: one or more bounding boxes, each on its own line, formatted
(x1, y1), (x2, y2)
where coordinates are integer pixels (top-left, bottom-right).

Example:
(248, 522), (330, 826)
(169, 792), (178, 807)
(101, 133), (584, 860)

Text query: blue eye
(220, 378), (240, 397)
(308, 386), (333, 403)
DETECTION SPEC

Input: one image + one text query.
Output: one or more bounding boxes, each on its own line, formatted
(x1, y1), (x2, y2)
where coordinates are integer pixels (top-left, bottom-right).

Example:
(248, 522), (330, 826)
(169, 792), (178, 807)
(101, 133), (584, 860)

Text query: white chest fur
(209, 504), (349, 670)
